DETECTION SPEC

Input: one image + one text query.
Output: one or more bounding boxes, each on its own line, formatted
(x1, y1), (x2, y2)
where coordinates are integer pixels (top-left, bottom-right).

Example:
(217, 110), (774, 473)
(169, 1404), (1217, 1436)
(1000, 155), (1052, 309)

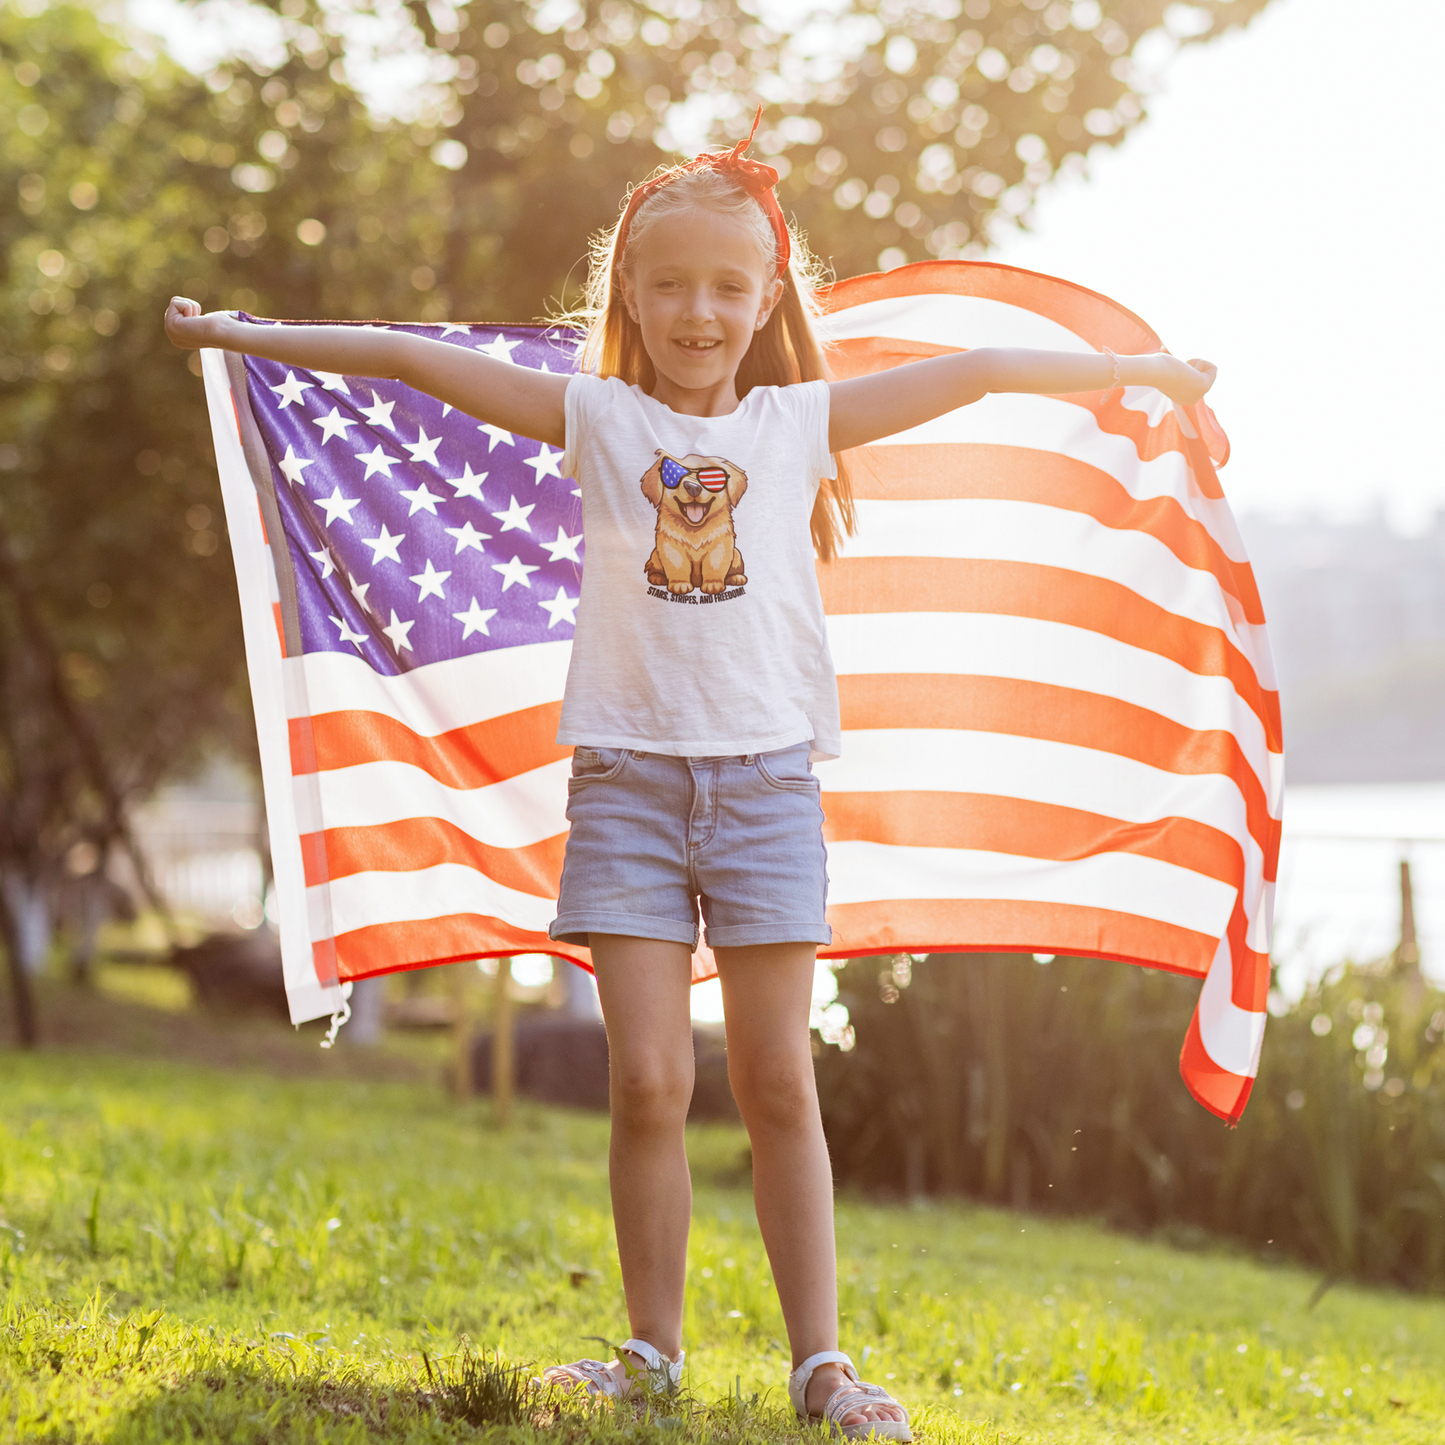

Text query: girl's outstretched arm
(826, 347), (1216, 453)
(164, 298), (568, 448)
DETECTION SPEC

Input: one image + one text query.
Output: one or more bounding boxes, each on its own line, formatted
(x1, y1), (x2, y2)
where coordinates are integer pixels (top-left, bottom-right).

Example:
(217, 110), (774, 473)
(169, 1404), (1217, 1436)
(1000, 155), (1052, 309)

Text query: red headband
(613, 105), (791, 280)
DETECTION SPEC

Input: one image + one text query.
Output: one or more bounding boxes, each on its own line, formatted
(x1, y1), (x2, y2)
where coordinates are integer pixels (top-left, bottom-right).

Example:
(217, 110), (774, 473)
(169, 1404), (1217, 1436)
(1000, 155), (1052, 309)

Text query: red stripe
(832, 441), (1264, 626)
(326, 915), (590, 981)
(822, 896), (1218, 976)
(302, 818), (566, 891)
(1178, 1008), (1253, 1124)
(821, 555), (1279, 749)
(822, 792), (1245, 890)
(291, 701), (568, 784)
(836, 675), (1278, 876)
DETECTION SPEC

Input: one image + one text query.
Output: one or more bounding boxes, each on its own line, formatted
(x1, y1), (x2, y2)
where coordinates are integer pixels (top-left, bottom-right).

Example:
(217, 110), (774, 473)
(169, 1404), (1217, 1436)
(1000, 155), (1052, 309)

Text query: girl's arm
(826, 347), (1216, 453)
(165, 298), (568, 448)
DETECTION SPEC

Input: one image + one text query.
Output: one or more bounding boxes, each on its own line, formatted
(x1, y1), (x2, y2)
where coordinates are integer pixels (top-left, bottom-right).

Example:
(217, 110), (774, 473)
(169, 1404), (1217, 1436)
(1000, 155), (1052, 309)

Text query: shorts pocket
(754, 747), (818, 793)
(568, 746), (630, 789)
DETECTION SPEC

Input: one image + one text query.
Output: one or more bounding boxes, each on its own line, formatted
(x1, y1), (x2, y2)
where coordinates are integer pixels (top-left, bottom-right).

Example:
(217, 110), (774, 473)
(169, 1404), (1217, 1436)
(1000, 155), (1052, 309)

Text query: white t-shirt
(558, 372), (841, 759)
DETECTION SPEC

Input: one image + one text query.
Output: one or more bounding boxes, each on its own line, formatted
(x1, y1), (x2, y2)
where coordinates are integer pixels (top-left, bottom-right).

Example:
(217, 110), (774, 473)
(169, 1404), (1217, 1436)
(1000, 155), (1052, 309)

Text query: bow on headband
(613, 105), (792, 279)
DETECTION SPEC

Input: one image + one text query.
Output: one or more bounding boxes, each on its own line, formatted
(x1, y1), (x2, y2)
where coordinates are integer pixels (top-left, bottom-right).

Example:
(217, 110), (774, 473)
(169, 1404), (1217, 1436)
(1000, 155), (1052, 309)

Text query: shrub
(816, 952), (1445, 1291)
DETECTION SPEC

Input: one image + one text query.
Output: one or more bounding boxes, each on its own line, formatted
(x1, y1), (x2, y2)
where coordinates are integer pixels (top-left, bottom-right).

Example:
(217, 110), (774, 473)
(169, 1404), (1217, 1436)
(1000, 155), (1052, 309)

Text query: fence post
(493, 956), (514, 1127)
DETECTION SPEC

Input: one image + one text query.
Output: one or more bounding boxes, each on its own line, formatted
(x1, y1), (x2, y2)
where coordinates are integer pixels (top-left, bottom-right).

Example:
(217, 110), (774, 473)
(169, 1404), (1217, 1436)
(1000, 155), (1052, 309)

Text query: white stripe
(203, 349), (343, 1025)
(825, 841), (1237, 938)
(843, 497), (1261, 662)
(295, 756), (571, 849)
(861, 392), (1247, 561)
(824, 292), (1093, 353)
(283, 639), (572, 735)
(312, 862), (558, 941)
(1197, 937), (1266, 1078)
(819, 727), (1267, 953)
(825, 611), (1280, 801)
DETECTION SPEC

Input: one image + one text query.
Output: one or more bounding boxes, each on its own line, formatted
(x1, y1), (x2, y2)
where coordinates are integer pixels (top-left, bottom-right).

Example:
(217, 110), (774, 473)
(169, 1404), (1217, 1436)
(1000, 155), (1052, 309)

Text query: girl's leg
(591, 933), (696, 1371)
(714, 943), (905, 1428)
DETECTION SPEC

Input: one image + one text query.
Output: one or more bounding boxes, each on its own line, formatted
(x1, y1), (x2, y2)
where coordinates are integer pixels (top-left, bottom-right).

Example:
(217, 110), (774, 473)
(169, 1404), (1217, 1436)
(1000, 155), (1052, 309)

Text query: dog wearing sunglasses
(640, 450), (748, 596)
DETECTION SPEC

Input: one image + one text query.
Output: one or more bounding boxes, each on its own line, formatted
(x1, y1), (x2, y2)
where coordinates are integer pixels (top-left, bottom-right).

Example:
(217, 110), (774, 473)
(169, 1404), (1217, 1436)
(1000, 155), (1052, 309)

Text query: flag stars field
(312, 407), (357, 444)
(359, 391), (396, 429)
(398, 481), (442, 516)
(313, 370), (350, 394)
(539, 586), (579, 628)
(381, 609), (416, 652)
(354, 444), (398, 480)
(478, 422), (513, 451)
(444, 463), (487, 500)
(277, 445), (313, 487)
(540, 526), (584, 564)
(524, 443), (564, 484)
(269, 369), (313, 408)
(444, 520), (490, 555)
(328, 613), (368, 649)
(402, 427), (443, 466)
(314, 487), (360, 527)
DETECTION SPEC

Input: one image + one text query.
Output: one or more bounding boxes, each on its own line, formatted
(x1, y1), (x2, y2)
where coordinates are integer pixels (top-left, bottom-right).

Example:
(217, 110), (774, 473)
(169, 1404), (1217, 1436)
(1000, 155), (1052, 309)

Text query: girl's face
(621, 207), (783, 413)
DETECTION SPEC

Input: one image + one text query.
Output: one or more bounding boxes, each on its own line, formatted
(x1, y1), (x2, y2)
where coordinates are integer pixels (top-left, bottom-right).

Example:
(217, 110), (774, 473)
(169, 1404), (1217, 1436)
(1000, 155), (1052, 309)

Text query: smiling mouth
(678, 499), (712, 525)
(675, 338), (721, 352)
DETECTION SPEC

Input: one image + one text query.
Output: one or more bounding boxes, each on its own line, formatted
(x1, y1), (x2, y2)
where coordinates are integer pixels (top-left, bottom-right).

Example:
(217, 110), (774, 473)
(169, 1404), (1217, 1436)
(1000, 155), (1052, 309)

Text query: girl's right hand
(165, 296), (229, 350)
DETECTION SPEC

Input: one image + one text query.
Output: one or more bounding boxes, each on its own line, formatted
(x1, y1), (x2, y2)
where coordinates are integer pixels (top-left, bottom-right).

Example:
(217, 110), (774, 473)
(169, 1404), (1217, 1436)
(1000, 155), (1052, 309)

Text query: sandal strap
(787, 1350), (858, 1419)
(541, 1358), (624, 1397)
(620, 1338), (684, 1391)
(822, 1379), (908, 1428)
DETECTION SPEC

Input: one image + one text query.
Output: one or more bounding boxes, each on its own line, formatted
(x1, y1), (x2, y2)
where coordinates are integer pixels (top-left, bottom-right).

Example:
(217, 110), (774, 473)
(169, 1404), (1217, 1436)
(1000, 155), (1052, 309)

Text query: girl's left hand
(1152, 354), (1217, 407)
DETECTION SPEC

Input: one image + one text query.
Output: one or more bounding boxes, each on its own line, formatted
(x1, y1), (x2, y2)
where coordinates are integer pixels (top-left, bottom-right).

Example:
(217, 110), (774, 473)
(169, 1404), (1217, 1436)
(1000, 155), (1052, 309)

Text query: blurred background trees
(2, 0), (1270, 1008)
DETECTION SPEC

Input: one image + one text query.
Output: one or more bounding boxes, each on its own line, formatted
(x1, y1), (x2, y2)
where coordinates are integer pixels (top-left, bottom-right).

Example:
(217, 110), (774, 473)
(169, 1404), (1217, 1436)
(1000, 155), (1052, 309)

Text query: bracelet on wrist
(1102, 346), (1122, 391)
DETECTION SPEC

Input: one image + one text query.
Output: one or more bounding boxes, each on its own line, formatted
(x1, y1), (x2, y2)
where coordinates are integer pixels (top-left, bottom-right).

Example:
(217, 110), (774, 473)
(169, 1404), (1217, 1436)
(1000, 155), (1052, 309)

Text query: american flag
(200, 260), (1280, 1122)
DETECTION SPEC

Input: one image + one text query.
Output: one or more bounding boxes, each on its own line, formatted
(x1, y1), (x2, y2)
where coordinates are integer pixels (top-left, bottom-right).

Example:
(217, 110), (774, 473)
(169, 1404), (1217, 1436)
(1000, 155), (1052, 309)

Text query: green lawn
(3, 1044), (1445, 1443)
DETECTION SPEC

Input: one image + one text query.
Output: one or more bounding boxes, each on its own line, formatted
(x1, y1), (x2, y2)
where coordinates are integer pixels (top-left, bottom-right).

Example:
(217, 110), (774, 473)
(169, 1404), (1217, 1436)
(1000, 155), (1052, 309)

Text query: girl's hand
(1150, 354), (1217, 407)
(165, 296), (231, 350)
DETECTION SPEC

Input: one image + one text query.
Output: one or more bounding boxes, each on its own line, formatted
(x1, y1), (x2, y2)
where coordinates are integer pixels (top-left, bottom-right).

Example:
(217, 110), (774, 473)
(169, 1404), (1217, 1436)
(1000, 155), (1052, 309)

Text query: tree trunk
(0, 877), (38, 1047)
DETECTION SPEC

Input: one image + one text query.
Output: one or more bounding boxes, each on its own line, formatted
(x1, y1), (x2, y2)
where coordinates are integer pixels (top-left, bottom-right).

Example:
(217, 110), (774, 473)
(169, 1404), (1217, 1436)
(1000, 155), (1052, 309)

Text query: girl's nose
(681, 288), (714, 321)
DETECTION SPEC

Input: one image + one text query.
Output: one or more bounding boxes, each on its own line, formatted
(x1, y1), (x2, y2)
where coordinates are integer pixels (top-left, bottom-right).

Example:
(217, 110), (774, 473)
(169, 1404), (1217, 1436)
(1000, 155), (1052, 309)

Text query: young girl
(166, 118), (1213, 1439)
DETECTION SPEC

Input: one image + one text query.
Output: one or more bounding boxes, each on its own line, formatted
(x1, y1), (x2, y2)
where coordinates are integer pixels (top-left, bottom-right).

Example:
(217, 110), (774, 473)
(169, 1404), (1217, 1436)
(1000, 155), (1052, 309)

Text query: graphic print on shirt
(638, 449), (749, 603)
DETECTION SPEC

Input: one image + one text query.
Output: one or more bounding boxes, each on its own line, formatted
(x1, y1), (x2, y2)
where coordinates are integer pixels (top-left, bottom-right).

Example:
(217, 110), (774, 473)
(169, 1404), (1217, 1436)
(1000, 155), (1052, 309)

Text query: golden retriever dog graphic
(639, 450), (748, 596)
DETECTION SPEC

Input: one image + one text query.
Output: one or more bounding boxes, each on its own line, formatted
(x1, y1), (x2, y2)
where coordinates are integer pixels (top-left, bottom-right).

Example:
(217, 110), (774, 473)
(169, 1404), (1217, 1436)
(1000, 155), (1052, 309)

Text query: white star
(440, 323), (471, 338)
(444, 463), (488, 501)
(399, 481), (442, 516)
(361, 524), (405, 566)
(538, 586), (579, 628)
(309, 546), (335, 579)
(408, 558), (451, 601)
(354, 444), (398, 480)
(313, 371), (351, 394)
(444, 520), (491, 555)
(350, 575), (374, 613)
(381, 609), (416, 653)
(314, 487), (361, 527)
(476, 334), (523, 364)
(539, 526), (583, 564)
(402, 426), (443, 466)
(442, 403), (453, 417)
(328, 613), (368, 649)
(359, 391), (396, 428)
(311, 406), (358, 444)
(277, 445), (314, 487)
(523, 443), (564, 485)
(492, 554), (539, 591)
(270, 370), (313, 408)
(478, 423), (514, 451)
(491, 494), (534, 533)
(453, 597), (498, 639)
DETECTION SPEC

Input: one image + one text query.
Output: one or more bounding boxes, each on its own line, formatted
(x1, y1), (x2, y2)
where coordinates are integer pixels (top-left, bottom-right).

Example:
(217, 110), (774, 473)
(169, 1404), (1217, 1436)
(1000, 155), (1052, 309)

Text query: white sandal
(540, 1337), (684, 1400)
(788, 1350), (912, 1441)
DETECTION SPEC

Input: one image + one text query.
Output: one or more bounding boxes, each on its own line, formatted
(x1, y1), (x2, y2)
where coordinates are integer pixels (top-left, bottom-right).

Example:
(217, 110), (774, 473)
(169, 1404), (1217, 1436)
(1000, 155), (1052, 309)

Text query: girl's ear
(618, 271), (640, 323)
(755, 275), (786, 331)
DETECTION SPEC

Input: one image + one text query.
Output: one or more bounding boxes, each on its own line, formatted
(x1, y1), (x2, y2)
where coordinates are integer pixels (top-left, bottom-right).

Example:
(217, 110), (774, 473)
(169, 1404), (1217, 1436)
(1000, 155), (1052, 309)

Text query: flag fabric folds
(200, 260), (1281, 1122)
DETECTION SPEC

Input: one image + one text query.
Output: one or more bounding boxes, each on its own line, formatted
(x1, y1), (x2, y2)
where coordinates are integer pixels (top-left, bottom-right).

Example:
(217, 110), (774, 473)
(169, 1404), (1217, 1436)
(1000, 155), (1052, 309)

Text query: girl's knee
(610, 1056), (695, 1129)
(728, 1055), (817, 1134)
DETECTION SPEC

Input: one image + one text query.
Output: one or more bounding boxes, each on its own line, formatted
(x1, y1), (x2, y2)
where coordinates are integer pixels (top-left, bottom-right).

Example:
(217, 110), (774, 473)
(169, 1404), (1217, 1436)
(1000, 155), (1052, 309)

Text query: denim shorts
(549, 743), (832, 951)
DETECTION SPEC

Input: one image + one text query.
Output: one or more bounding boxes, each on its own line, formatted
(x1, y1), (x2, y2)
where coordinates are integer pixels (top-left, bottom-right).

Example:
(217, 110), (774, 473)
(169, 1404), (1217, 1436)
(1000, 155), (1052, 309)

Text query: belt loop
(632, 750), (647, 760)
(742, 753), (755, 765)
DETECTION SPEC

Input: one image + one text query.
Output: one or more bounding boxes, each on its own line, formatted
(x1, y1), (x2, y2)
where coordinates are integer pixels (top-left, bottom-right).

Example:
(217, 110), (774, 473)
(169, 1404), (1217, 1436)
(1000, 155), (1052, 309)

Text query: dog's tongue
(682, 502), (708, 524)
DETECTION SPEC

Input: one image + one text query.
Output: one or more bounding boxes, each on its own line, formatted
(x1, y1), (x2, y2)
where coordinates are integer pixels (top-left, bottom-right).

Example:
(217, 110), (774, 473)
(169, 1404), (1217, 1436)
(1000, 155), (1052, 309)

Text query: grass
(3, 1000), (1445, 1443)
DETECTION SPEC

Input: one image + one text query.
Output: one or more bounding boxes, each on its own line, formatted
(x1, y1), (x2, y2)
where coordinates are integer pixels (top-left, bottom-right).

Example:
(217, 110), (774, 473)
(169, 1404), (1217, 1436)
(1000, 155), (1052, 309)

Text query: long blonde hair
(571, 167), (855, 563)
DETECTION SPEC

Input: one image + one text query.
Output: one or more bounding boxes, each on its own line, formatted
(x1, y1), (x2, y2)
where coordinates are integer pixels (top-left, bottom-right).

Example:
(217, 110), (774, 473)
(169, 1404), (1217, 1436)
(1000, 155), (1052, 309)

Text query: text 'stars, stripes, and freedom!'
(200, 260), (1281, 1122)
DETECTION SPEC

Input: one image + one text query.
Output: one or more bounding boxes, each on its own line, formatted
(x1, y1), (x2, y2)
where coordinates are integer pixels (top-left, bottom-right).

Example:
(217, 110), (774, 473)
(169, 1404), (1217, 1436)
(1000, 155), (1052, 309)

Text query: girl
(166, 118), (1214, 1440)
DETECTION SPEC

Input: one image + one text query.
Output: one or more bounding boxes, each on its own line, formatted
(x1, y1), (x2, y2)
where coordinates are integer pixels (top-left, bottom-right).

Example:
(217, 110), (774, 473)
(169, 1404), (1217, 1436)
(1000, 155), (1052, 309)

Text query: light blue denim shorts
(549, 743), (832, 951)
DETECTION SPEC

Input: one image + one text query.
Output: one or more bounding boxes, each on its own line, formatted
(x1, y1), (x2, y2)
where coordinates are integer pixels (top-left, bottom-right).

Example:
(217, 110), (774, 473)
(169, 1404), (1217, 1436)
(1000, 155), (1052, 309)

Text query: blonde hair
(571, 167), (855, 563)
